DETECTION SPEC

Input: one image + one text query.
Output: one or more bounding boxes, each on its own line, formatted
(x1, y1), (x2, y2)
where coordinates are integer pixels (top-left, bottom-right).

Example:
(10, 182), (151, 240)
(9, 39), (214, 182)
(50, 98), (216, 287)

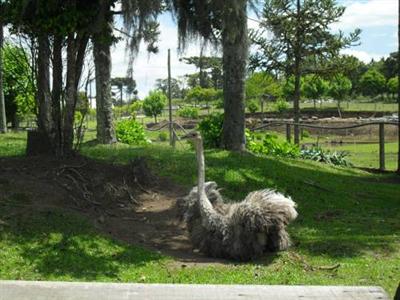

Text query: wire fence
(251, 121), (398, 171)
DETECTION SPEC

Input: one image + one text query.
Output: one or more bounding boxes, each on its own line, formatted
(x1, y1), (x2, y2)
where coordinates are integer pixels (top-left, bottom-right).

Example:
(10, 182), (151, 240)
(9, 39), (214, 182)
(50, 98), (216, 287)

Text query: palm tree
(168, 0), (250, 151)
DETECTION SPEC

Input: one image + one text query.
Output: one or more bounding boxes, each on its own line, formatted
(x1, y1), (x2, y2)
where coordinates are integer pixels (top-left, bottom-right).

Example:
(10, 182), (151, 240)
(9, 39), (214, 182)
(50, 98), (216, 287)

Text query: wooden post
(379, 123), (385, 171)
(167, 49), (174, 148)
(286, 124), (291, 143)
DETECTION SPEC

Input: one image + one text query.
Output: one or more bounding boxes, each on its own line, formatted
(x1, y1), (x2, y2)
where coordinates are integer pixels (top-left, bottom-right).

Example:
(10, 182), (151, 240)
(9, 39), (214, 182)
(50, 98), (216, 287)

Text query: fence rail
(252, 121), (398, 171)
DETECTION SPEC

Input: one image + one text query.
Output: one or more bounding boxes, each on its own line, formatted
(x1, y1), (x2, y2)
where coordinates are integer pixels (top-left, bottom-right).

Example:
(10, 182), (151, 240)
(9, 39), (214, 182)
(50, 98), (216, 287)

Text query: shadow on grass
(81, 143), (400, 259)
(0, 209), (163, 281)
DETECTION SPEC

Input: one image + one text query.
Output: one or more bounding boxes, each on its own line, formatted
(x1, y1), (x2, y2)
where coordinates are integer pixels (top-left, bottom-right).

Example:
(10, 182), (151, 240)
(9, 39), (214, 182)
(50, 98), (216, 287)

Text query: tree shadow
(1, 209), (164, 281)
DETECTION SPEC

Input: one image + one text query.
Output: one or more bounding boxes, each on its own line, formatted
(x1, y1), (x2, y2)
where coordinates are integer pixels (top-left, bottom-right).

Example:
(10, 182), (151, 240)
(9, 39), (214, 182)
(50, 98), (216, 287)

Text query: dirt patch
(0, 155), (229, 265)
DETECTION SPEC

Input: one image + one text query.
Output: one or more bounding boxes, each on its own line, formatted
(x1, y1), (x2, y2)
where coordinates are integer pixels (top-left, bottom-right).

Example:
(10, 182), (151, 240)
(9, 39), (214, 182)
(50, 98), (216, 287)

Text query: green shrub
(214, 99), (224, 109)
(246, 130), (300, 158)
(159, 131), (168, 142)
(300, 147), (352, 167)
(274, 100), (289, 113)
(301, 129), (310, 139)
(197, 113), (224, 148)
(129, 101), (143, 119)
(247, 100), (259, 113)
(115, 119), (149, 145)
(177, 107), (199, 119)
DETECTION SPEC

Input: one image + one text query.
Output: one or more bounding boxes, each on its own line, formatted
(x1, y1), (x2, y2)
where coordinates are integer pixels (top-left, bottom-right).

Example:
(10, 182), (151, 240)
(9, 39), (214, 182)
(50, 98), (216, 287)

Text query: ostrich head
(181, 131), (202, 144)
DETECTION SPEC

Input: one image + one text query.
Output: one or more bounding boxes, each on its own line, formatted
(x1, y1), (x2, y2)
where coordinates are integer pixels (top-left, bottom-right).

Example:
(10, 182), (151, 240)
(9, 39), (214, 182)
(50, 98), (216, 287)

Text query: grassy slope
(0, 132), (399, 296)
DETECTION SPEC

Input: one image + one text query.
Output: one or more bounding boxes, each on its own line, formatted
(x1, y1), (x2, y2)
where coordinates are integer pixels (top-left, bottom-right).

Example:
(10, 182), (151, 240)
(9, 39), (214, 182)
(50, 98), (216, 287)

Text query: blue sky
(109, 0), (398, 98)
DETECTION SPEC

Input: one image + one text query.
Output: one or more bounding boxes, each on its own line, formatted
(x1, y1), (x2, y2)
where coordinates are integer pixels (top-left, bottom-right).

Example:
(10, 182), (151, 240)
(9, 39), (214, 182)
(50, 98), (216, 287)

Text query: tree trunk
(63, 33), (89, 155)
(63, 34), (78, 155)
(27, 35), (54, 156)
(36, 35), (53, 144)
(0, 24), (7, 134)
(93, 0), (116, 144)
(11, 112), (19, 129)
(221, 0), (248, 152)
(397, 0), (400, 175)
(293, 0), (302, 145)
(51, 35), (63, 155)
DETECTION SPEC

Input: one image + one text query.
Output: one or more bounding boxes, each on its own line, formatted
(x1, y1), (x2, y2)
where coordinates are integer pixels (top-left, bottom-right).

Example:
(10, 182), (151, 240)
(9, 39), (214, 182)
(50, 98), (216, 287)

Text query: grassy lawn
(0, 131), (399, 296)
(298, 101), (398, 112)
(325, 142), (399, 171)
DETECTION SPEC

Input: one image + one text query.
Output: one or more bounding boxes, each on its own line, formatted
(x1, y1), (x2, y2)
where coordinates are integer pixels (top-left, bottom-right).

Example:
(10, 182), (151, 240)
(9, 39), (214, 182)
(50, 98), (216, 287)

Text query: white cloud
(331, 0), (398, 31)
(111, 16), (260, 98)
(340, 49), (387, 63)
(111, 16), (224, 98)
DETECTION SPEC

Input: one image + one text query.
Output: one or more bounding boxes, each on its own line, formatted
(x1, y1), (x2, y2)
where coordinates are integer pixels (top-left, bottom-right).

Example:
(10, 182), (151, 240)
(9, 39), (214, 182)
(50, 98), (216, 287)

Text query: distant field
(297, 101), (398, 112)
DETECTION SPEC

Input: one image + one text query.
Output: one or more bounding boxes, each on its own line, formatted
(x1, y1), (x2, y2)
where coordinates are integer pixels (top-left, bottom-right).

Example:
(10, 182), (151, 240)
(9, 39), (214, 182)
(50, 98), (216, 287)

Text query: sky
(110, 0), (398, 98)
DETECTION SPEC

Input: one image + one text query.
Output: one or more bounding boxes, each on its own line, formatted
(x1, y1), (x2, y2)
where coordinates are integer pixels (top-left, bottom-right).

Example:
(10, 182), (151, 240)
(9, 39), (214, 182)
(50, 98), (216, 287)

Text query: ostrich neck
(195, 138), (216, 219)
(196, 138), (206, 197)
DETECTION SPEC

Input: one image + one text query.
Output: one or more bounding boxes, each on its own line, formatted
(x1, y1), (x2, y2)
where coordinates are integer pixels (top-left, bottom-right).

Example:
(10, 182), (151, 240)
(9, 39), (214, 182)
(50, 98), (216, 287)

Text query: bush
(246, 130), (300, 158)
(197, 113), (224, 148)
(301, 129), (310, 139)
(128, 101), (143, 119)
(247, 100), (259, 113)
(177, 107), (199, 119)
(115, 119), (149, 145)
(274, 100), (289, 113)
(214, 99), (224, 109)
(158, 131), (168, 142)
(300, 147), (352, 167)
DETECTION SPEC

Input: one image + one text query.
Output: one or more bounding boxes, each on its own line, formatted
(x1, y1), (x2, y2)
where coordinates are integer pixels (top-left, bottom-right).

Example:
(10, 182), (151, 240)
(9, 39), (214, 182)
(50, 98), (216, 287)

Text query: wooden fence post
(379, 123), (385, 171)
(286, 124), (291, 143)
(167, 49), (174, 148)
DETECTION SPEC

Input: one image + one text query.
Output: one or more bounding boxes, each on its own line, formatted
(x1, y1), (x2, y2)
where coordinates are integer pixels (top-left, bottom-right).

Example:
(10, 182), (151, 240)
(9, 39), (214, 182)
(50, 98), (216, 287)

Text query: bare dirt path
(0, 155), (229, 265)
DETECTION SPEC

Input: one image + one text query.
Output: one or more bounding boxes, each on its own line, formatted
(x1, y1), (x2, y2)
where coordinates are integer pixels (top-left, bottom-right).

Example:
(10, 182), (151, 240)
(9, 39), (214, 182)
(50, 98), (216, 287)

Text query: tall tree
(5, 0), (96, 155)
(250, 0), (360, 144)
(155, 77), (183, 99)
(111, 77), (137, 106)
(0, 24), (6, 133)
(169, 0), (250, 151)
(93, 0), (162, 144)
(397, 0), (400, 175)
(93, 0), (116, 144)
(182, 56), (223, 89)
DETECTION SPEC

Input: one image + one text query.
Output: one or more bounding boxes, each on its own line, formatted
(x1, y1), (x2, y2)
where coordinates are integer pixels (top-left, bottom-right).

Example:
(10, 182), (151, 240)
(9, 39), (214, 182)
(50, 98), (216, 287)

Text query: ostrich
(177, 132), (298, 261)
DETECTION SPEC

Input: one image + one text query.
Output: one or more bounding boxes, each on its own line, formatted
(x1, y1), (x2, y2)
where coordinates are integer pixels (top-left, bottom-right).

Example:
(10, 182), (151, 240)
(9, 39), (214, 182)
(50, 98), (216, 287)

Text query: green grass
(298, 101), (398, 112)
(326, 142), (399, 170)
(0, 131), (27, 157)
(1, 132), (399, 296)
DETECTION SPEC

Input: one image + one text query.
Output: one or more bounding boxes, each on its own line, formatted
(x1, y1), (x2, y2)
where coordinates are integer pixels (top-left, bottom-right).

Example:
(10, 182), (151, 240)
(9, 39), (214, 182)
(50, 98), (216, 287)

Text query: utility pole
(0, 24), (7, 133)
(168, 49), (174, 148)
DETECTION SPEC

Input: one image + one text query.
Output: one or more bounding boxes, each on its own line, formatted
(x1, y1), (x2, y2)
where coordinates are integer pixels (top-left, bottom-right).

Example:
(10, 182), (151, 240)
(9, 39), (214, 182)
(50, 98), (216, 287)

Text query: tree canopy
(142, 90), (167, 123)
(359, 68), (386, 97)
